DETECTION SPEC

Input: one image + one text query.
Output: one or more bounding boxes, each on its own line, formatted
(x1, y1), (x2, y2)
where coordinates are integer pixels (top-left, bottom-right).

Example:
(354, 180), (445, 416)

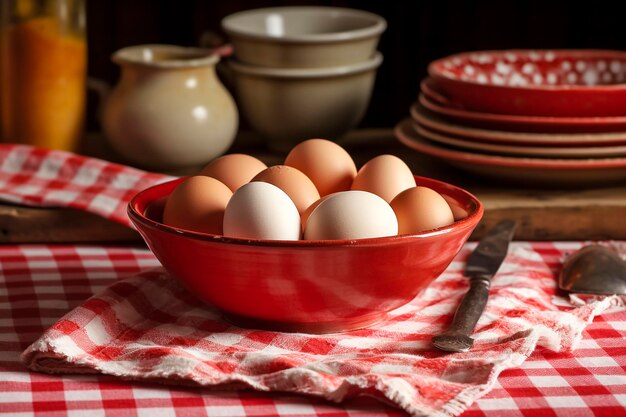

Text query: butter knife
(432, 219), (518, 353)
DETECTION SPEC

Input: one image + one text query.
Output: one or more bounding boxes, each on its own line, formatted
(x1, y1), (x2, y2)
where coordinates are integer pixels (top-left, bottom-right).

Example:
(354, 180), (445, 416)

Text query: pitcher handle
(87, 76), (111, 124)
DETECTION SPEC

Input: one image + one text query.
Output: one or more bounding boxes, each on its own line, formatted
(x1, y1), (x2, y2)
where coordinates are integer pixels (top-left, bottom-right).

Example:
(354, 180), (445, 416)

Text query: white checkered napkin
(22, 243), (621, 417)
(0, 144), (173, 227)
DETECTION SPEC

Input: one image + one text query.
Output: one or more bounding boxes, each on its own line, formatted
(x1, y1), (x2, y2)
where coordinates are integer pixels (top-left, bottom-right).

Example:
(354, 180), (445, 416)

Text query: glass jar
(0, 0), (86, 151)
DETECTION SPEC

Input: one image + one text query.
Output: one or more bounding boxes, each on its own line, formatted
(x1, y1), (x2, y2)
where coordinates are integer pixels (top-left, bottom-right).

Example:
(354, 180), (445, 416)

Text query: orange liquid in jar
(1, 16), (86, 150)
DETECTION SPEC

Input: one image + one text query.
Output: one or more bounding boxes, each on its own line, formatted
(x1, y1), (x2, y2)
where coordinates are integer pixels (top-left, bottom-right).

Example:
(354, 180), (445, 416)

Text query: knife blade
(432, 219), (518, 353)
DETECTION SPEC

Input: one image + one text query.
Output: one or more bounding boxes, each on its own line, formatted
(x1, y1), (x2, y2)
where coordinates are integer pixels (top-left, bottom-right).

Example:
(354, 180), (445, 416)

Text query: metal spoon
(559, 245), (626, 295)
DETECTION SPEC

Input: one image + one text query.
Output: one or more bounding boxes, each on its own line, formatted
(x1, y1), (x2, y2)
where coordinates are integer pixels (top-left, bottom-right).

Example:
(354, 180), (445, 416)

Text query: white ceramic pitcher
(102, 44), (238, 170)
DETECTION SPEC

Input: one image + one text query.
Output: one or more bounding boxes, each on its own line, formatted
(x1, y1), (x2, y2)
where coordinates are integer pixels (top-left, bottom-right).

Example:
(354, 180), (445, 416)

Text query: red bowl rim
(128, 176), (484, 248)
(428, 49), (626, 92)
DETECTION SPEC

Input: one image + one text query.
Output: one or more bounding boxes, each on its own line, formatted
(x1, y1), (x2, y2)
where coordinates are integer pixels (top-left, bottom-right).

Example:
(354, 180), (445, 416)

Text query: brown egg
(390, 186), (454, 234)
(351, 154), (416, 203)
(441, 194), (469, 221)
(284, 138), (357, 196)
(199, 153), (267, 192)
(162, 176), (233, 234)
(251, 165), (320, 215)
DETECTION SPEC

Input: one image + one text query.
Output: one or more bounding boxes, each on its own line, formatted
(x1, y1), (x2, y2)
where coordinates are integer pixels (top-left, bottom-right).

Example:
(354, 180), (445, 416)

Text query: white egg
(223, 181), (301, 240)
(304, 190), (398, 240)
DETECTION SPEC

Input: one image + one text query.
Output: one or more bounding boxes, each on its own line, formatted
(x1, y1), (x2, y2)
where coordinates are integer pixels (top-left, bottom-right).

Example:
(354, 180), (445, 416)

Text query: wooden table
(1, 129), (624, 243)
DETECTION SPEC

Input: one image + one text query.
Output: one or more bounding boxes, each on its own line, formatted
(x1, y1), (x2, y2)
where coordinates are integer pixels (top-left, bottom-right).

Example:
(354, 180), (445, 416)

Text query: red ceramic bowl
(428, 49), (626, 117)
(128, 176), (483, 333)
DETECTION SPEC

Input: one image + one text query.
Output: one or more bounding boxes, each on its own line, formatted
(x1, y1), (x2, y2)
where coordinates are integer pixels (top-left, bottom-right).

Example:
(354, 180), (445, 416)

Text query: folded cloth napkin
(3, 144), (622, 417)
(0, 144), (172, 226)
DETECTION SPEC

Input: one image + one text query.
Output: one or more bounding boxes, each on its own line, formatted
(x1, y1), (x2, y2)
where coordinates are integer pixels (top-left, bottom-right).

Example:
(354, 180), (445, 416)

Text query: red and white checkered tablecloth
(1, 242), (625, 417)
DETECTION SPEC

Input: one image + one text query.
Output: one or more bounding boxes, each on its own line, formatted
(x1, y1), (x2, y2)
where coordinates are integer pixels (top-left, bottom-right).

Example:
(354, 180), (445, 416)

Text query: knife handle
(446, 275), (491, 335)
(431, 274), (491, 352)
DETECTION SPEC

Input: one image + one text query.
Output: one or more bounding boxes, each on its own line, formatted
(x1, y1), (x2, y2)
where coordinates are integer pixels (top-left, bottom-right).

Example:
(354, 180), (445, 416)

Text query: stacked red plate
(395, 49), (626, 186)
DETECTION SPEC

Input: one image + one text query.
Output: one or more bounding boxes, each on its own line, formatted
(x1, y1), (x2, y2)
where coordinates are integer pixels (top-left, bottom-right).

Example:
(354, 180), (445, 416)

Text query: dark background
(86, 0), (626, 131)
